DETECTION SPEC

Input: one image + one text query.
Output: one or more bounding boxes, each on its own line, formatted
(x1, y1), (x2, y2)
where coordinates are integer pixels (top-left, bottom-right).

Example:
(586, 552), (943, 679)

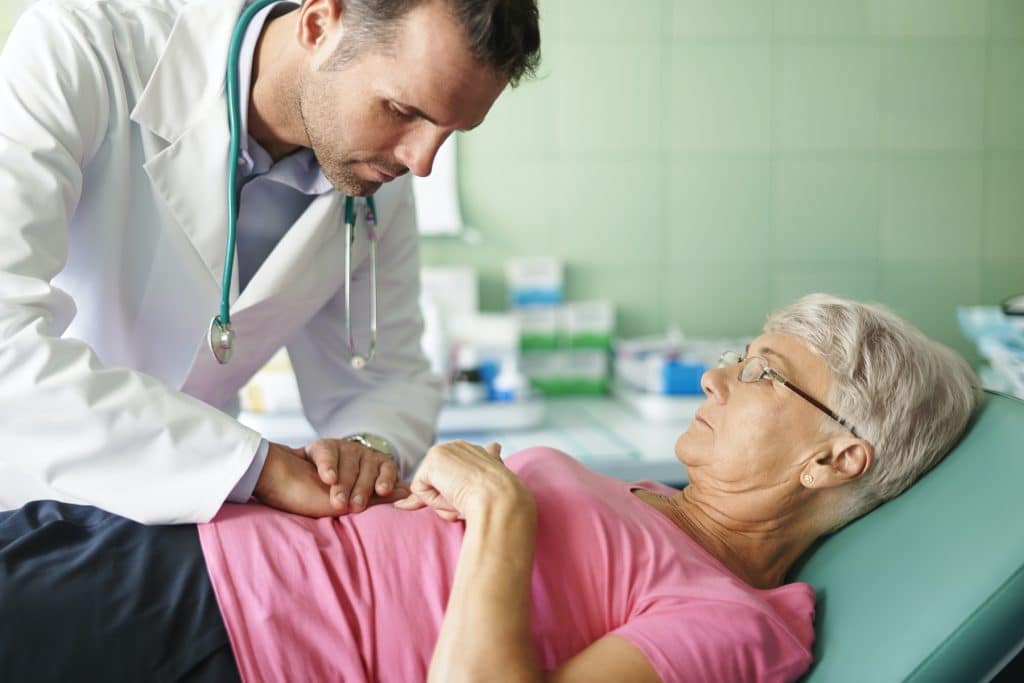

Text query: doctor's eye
(387, 102), (414, 121)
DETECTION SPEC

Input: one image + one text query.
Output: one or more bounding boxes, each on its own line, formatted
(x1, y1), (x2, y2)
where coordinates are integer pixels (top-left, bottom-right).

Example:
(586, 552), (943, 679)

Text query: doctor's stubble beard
(297, 73), (408, 197)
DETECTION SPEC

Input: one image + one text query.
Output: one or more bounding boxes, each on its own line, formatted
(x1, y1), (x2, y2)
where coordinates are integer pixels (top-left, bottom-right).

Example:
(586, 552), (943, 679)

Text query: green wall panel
(668, 43), (772, 151)
(775, 0), (871, 38)
(879, 155), (984, 266)
(988, 43), (1024, 150)
(667, 155), (772, 263)
(985, 157), (1024, 262)
(868, 0), (988, 38)
(881, 43), (987, 151)
(774, 44), (881, 151)
(670, 0), (772, 39)
(771, 157), (881, 264)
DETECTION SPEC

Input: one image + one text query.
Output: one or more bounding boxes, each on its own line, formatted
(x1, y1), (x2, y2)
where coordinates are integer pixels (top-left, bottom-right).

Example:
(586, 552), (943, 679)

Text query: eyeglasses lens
(739, 356), (769, 383)
(719, 351), (742, 368)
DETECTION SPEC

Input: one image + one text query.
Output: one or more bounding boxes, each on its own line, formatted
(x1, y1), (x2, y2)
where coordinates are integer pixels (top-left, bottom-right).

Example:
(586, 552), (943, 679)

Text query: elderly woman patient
(0, 294), (980, 683)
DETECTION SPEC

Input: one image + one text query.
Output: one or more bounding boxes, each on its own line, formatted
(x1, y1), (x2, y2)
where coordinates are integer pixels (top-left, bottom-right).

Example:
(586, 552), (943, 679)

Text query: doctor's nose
(395, 130), (448, 178)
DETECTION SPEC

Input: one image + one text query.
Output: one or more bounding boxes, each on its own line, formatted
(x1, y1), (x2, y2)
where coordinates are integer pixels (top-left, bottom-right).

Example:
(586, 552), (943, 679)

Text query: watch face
(354, 433), (392, 455)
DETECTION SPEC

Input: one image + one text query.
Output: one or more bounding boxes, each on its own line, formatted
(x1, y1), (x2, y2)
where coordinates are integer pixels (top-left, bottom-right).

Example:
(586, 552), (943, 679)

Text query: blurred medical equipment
(958, 305), (1024, 399)
(210, 0), (378, 368)
(613, 331), (753, 422)
(1004, 293), (1024, 316)
(417, 266), (546, 431)
(504, 258), (616, 396)
(505, 257), (564, 307)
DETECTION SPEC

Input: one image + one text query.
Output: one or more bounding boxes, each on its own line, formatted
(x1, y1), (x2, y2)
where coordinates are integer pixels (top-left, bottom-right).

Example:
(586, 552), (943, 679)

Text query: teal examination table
(793, 391), (1024, 682)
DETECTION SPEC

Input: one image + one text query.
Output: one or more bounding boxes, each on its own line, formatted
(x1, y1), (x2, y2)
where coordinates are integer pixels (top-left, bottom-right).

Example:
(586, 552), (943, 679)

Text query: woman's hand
(393, 440), (531, 522)
(407, 442), (541, 683)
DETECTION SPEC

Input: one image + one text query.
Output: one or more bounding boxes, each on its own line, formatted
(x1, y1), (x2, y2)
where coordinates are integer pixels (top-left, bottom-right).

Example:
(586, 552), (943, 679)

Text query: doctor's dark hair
(326, 0), (540, 86)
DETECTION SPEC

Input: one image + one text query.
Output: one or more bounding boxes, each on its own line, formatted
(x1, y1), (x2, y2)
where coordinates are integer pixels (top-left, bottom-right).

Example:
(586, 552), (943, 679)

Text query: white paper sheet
(412, 135), (464, 236)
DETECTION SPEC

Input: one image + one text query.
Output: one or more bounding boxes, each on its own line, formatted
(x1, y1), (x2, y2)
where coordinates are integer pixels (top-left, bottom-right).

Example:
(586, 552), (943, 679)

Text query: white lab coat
(0, 0), (443, 523)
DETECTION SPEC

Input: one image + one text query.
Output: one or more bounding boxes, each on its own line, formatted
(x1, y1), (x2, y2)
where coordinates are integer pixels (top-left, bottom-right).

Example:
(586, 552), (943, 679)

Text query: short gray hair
(764, 294), (982, 529)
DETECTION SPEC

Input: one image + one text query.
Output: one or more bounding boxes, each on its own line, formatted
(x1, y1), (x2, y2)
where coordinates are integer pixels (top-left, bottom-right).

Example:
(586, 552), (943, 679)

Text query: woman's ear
(802, 438), (873, 489)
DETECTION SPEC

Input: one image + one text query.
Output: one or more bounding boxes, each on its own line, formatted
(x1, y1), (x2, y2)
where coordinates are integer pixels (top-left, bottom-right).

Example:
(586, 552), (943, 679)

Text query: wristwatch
(344, 433), (393, 457)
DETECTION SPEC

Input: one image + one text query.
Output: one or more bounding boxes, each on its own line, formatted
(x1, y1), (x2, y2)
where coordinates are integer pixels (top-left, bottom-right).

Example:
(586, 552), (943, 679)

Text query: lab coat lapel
(231, 192), (352, 315)
(176, 195), (357, 409)
(132, 0), (247, 301)
(140, 99), (240, 302)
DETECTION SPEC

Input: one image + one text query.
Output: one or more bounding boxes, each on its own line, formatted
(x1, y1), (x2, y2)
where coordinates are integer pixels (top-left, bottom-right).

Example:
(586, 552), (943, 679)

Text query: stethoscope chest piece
(209, 316), (235, 365)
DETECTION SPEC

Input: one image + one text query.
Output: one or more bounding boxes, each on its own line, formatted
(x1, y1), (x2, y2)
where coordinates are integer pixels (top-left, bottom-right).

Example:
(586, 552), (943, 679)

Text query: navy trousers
(0, 502), (241, 682)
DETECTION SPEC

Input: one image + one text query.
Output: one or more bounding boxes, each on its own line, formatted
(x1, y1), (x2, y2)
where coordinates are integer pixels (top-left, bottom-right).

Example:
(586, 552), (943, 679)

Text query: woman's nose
(701, 366), (731, 403)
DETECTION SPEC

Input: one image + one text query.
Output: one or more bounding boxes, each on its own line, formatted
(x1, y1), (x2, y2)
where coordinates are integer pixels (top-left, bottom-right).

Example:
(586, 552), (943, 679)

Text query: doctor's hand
(392, 440), (533, 522)
(304, 437), (400, 514)
(254, 442), (408, 518)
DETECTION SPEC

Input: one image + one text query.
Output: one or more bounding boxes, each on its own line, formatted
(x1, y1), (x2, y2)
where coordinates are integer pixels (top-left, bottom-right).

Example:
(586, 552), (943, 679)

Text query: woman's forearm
(429, 492), (542, 683)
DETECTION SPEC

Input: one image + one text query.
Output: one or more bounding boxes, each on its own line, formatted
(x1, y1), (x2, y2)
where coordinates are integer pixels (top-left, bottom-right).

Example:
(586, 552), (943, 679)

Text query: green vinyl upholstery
(795, 391), (1024, 682)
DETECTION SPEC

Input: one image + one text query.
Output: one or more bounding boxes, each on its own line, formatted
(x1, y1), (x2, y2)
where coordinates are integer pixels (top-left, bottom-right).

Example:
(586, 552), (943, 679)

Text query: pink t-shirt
(199, 448), (816, 682)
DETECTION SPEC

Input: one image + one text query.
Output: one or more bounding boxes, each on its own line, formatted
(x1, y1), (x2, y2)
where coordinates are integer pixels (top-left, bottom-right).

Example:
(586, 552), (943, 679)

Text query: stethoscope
(209, 0), (378, 369)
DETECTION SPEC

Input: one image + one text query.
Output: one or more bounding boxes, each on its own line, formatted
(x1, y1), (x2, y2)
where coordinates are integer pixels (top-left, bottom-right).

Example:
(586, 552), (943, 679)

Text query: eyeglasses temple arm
(776, 375), (860, 438)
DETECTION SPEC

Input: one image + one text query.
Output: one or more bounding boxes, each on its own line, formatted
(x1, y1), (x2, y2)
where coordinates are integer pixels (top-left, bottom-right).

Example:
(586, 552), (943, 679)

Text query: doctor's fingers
(329, 453), (363, 512)
(345, 454), (393, 513)
(305, 438), (344, 486)
(305, 438), (373, 491)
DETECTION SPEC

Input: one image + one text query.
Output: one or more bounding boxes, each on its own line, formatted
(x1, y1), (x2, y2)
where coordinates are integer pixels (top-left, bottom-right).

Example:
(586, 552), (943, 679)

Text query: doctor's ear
(297, 0), (343, 53)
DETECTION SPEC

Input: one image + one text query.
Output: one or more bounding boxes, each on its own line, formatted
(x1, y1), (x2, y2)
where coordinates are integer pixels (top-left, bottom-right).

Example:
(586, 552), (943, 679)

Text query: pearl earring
(802, 473), (814, 486)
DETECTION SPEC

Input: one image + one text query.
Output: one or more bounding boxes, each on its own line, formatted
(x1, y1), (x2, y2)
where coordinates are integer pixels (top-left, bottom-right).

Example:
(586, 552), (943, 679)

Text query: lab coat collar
(130, 0), (245, 143)
(133, 0), (247, 299)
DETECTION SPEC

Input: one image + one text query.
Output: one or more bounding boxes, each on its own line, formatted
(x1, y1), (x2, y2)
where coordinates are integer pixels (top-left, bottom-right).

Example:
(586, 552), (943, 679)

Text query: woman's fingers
(435, 509), (460, 522)
(392, 493), (426, 510)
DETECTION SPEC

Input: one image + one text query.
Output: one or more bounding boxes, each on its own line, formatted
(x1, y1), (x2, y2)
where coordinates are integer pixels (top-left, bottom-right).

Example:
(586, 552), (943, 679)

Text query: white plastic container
(492, 356), (528, 402)
(505, 257), (563, 308)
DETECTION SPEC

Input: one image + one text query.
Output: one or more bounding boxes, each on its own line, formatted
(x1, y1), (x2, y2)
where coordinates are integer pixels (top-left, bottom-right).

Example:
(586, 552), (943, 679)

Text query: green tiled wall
(422, 0), (1024, 358)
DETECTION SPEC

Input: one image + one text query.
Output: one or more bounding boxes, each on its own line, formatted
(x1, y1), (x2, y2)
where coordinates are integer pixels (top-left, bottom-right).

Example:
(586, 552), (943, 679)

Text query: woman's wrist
(463, 479), (536, 524)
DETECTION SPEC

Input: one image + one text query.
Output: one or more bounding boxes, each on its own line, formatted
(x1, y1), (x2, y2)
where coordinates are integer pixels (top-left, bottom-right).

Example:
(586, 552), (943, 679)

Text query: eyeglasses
(719, 351), (860, 438)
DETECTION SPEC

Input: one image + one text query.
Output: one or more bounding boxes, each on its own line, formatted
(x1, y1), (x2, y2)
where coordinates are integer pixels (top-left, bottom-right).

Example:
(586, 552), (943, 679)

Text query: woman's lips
(694, 412), (712, 430)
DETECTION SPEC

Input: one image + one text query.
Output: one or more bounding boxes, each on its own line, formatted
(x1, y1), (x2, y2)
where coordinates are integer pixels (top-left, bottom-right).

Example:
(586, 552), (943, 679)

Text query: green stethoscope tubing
(213, 0), (378, 366)
(221, 0), (276, 330)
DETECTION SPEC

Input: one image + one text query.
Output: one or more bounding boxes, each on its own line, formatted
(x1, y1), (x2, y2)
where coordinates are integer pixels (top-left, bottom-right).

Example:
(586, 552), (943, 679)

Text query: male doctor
(0, 0), (540, 523)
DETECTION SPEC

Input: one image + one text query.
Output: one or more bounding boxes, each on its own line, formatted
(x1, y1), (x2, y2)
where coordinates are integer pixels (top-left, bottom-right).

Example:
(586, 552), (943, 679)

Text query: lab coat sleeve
(0, 4), (262, 523)
(287, 184), (443, 477)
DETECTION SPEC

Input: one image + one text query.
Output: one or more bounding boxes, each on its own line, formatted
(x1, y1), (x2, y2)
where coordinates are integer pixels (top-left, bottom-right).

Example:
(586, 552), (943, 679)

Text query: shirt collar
(237, 1), (332, 195)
